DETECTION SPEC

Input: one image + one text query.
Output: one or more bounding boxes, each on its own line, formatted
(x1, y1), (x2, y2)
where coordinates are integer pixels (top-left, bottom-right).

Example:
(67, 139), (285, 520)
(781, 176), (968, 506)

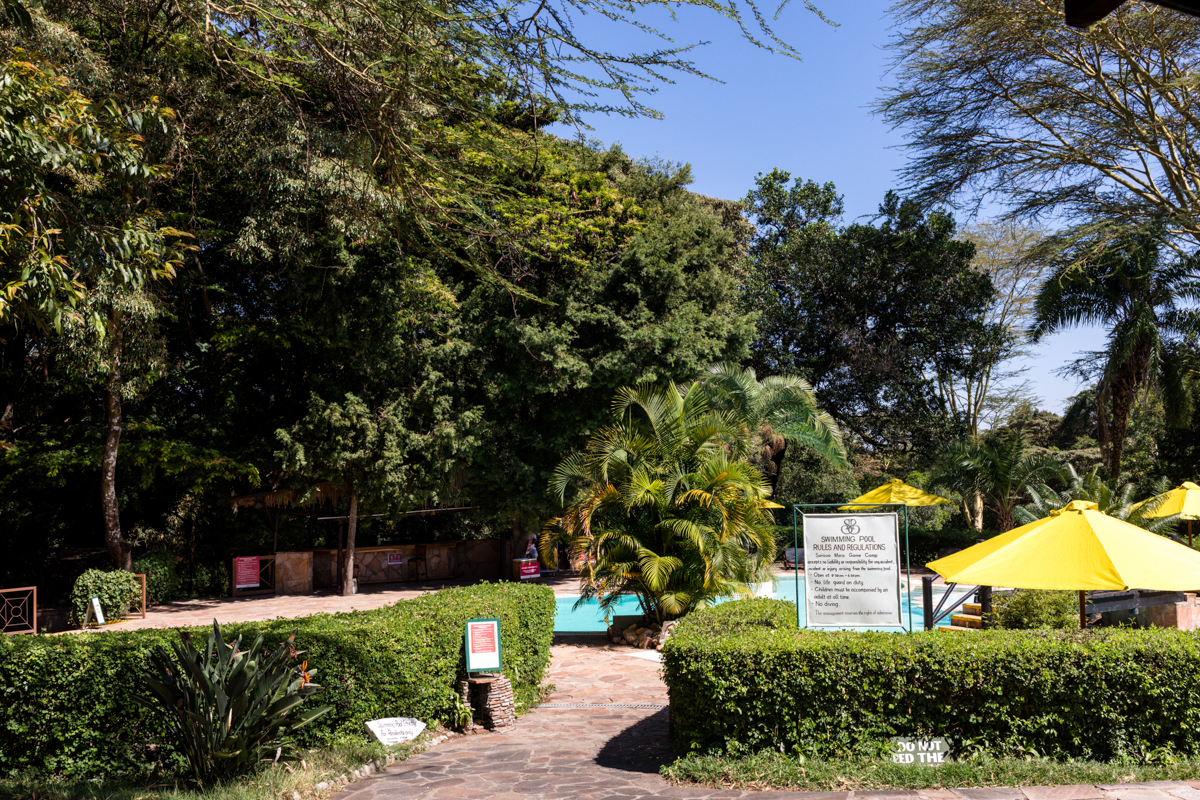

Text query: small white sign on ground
(803, 512), (901, 627)
(892, 737), (949, 765)
(365, 717), (426, 745)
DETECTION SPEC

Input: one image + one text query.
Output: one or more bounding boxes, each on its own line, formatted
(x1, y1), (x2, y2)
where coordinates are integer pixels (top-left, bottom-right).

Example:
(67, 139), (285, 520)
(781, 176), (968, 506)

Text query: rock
(636, 634), (653, 648)
(316, 782), (329, 792)
(622, 629), (639, 645)
(292, 792), (302, 800)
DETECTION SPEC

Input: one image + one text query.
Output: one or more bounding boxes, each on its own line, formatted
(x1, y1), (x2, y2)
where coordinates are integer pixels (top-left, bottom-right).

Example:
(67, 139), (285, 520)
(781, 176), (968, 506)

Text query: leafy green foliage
(989, 590), (1078, 631)
(664, 601), (1200, 760)
(135, 622), (330, 786)
(1017, 462), (1176, 533)
(131, 549), (181, 605)
(932, 428), (1057, 532)
(0, 50), (190, 331)
(742, 170), (995, 457)
(0, 582), (554, 780)
(1030, 226), (1199, 481)
(542, 381), (779, 623)
(69, 568), (140, 626)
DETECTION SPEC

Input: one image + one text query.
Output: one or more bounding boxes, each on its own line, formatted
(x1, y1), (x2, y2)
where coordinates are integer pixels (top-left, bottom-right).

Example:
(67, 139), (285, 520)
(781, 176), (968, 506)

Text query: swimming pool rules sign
(803, 513), (902, 627)
(465, 618), (502, 672)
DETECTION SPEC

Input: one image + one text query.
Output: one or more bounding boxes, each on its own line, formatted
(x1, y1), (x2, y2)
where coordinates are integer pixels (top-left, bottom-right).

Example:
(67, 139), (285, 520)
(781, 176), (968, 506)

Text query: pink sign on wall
(235, 556), (260, 589)
(518, 560), (540, 580)
(387, 552), (404, 566)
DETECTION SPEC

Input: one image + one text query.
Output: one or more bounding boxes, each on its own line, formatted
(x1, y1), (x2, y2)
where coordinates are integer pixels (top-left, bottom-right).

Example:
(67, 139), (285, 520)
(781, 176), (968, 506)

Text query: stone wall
(311, 539), (503, 587)
(275, 551), (313, 595)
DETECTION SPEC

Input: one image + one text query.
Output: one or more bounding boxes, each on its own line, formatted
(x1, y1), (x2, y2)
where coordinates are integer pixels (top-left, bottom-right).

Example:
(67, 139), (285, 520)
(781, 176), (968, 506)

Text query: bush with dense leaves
(0, 581), (554, 780)
(69, 569), (142, 626)
(990, 589), (1078, 630)
(132, 549), (183, 605)
(663, 599), (1200, 761)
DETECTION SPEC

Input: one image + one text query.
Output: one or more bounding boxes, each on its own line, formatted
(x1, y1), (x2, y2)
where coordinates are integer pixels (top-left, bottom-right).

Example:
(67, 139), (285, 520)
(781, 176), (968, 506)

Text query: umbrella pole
(1190, 520), (1193, 548)
(1079, 590), (1086, 630)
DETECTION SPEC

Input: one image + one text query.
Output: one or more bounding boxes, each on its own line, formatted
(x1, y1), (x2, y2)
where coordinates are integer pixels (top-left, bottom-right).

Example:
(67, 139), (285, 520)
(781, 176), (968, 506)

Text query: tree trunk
(963, 491), (984, 532)
(101, 309), (132, 571)
(768, 440), (787, 499)
(341, 488), (358, 596)
(1108, 371), (1139, 481)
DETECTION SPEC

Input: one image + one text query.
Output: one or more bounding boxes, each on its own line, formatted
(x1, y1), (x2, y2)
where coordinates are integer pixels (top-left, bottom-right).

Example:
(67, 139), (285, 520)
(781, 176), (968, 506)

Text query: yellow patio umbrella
(927, 500), (1200, 628)
(841, 478), (951, 509)
(1135, 482), (1200, 546)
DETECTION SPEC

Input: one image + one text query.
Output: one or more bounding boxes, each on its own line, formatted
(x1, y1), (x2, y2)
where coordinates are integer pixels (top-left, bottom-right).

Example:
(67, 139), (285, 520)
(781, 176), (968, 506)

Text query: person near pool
(524, 537), (538, 560)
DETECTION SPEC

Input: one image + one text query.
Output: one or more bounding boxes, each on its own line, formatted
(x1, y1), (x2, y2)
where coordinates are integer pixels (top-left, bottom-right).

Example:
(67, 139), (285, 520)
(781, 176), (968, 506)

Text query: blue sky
(553, 0), (1101, 416)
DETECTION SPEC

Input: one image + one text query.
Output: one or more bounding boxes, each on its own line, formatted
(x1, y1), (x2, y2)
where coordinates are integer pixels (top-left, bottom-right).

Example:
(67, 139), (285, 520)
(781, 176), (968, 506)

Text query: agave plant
(1016, 462), (1177, 533)
(135, 620), (331, 785)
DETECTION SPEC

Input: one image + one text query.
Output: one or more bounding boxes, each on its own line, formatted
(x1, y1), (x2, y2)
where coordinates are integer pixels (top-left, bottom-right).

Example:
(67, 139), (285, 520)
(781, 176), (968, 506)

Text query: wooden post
(1079, 589), (1087, 629)
(979, 586), (992, 629)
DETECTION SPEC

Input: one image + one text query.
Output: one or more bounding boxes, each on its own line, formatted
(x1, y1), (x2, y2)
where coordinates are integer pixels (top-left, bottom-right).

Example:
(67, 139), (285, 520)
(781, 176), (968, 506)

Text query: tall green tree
(1030, 227), (1199, 480)
(542, 381), (777, 623)
(743, 170), (997, 457)
(879, 0), (1200, 259)
(691, 362), (846, 498)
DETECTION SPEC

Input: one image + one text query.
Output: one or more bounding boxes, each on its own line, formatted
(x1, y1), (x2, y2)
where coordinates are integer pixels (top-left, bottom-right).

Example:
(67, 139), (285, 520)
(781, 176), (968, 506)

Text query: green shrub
(663, 599), (1200, 761)
(0, 581), (554, 780)
(990, 589), (1078, 630)
(69, 569), (141, 626)
(136, 622), (331, 785)
(132, 549), (182, 605)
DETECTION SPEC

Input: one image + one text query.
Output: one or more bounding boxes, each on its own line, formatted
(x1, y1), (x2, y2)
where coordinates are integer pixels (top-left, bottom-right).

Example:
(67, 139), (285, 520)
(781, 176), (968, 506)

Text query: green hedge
(663, 599), (1200, 761)
(0, 581), (554, 780)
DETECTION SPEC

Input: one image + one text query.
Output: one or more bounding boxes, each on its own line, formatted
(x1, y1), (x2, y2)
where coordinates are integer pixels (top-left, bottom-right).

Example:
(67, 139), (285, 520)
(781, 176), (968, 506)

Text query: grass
(0, 732), (442, 800)
(662, 751), (1200, 792)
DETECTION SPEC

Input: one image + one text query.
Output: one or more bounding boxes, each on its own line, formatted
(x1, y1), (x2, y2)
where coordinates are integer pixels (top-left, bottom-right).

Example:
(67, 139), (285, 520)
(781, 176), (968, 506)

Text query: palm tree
(1030, 228), (1199, 480)
(931, 428), (1057, 532)
(1017, 463), (1176, 533)
(541, 381), (778, 623)
(690, 362), (847, 497)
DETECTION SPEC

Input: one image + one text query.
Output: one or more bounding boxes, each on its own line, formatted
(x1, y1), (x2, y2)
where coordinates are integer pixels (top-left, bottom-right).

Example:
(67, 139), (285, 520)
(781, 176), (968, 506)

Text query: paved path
(333, 637), (1200, 800)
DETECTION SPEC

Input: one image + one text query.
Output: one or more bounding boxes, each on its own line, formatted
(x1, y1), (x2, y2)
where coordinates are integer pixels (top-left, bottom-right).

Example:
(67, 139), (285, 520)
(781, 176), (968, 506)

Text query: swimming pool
(553, 576), (971, 632)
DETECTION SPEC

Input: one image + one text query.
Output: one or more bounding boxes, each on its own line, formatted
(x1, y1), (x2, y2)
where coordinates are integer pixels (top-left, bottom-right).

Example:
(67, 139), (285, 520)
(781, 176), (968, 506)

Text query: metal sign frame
(792, 502), (914, 633)
(464, 617), (503, 673)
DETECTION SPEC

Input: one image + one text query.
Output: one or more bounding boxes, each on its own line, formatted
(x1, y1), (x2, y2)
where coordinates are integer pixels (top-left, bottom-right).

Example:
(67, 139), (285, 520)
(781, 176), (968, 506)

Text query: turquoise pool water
(553, 577), (968, 632)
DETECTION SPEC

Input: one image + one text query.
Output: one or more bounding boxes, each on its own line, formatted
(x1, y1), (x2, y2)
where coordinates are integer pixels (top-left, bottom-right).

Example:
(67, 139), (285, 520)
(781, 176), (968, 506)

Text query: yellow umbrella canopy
(1134, 482), (1200, 545)
(927, 500), (1200, 591)
(841, 478), (951, 509)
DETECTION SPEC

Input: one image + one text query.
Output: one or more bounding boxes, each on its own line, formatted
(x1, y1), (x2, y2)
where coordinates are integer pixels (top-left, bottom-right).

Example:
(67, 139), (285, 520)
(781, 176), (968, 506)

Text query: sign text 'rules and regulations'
(803, 513), (901, 627)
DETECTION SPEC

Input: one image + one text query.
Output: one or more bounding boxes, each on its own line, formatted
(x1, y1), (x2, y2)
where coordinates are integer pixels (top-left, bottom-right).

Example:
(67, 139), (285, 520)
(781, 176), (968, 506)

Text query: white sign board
(892, 737), (948, 765)
(803, 513), (901, 627)
(465, 618), (502, 672)
(365, 717), (426, 745)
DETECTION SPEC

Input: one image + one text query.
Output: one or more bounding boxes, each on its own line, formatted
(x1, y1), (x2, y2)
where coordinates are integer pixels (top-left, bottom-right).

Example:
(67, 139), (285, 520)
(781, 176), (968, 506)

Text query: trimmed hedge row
(0, 581), (554, 780)
(663, 599), (1200, 761)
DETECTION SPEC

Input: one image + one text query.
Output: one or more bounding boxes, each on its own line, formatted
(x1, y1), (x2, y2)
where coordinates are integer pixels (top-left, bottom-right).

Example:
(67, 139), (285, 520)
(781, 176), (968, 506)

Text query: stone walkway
(332, 637), (1200, 800)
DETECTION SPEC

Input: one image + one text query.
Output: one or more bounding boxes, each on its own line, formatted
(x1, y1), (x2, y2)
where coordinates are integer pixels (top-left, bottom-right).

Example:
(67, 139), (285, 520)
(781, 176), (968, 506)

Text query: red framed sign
(387, 552), (404, 566)
(464, 618), (502, 673)
(518, 559), (540, 580)
(235, 556), (260, 589)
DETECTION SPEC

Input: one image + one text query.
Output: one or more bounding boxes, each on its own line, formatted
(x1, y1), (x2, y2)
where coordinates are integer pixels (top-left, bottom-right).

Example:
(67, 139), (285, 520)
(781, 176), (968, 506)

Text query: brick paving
(330, 636), (1200, 800)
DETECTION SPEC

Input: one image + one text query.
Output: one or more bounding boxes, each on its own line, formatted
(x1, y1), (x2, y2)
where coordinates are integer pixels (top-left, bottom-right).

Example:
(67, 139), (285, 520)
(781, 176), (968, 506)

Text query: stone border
(311, 729), (456, 796)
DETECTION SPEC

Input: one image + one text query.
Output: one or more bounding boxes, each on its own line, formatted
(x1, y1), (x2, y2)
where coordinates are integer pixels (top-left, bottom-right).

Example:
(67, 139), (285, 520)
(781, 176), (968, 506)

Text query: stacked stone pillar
(458, 674), (516, 733)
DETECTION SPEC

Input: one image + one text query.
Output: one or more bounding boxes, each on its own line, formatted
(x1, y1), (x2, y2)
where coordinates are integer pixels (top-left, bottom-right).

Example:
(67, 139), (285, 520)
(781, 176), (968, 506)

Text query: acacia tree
(941, 221), (1046, 437)
(1030, 227), (1199, 479)
(879, 0), (1200, 258)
